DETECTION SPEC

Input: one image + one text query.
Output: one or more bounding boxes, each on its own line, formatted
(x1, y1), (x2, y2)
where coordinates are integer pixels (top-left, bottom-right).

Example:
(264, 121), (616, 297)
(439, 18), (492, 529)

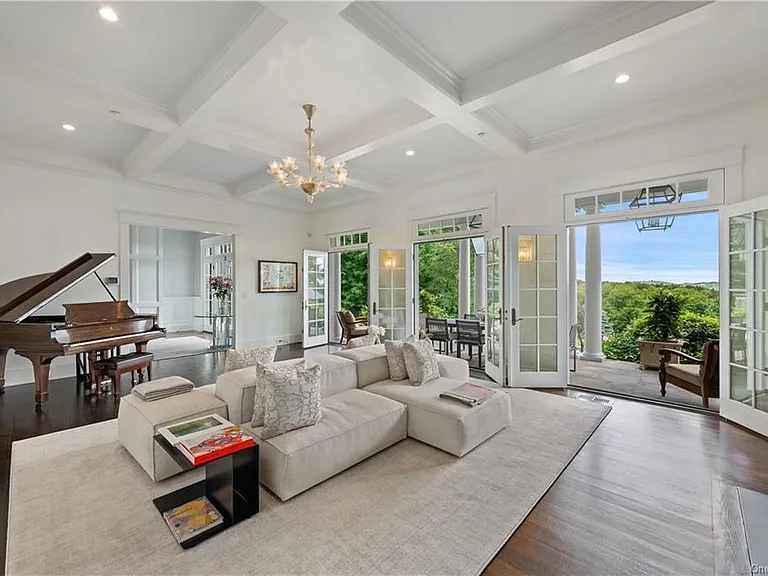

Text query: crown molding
(472, 107), (529, 154)
(529, 72), (768, 154)
(341, 3), (461, 104)
(0, 140), (307, 213)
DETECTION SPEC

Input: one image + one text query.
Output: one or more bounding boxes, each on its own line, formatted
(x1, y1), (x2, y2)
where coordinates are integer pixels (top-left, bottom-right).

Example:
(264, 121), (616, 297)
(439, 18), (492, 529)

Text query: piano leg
(23, 354), (54, 411)
(0, 348), (8, 394)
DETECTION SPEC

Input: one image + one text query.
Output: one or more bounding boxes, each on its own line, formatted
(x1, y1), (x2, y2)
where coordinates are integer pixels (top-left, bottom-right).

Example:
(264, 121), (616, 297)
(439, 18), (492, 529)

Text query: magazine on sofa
(439, 382), (495, 407)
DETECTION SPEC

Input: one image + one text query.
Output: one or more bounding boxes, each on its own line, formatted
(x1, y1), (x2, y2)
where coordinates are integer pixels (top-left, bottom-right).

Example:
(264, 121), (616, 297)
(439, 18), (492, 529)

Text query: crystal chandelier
(267, 104), (348, 203)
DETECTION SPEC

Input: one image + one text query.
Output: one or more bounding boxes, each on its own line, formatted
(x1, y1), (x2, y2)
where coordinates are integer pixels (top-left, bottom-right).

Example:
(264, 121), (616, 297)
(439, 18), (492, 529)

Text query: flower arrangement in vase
(208, 275), (233, 315)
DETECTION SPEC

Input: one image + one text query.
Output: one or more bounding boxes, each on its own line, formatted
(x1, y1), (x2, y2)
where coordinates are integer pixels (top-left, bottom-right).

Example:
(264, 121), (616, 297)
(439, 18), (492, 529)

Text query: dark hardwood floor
(2, 347), (768, 575)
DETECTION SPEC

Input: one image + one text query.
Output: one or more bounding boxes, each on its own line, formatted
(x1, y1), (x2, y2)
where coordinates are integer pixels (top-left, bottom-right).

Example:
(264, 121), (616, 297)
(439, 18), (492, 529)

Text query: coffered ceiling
(0, 1), (765, 211)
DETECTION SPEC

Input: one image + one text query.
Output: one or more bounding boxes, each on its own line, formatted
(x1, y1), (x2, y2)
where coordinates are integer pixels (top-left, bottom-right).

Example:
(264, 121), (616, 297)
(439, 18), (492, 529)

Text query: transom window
(328, 229), (369, 251)
(565, 170), (724, 224)
(414, 211), (485, 240)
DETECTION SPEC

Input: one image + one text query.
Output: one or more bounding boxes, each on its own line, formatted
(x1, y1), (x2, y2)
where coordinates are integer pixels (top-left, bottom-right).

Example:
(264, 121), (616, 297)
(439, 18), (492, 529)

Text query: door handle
(510, 308), (523, 326)
(373, 302), (377, 315)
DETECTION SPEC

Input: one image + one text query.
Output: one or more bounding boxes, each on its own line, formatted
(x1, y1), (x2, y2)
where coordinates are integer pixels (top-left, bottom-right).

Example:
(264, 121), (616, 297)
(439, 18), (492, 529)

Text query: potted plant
(637, 290), (684, 369)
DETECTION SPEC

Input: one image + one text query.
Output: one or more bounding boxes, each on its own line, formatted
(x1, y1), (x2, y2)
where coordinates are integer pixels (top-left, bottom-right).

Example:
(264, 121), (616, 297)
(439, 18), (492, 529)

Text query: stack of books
(158, 414), (255, 466)
(439, 382), (496, 407)
(162, 497), (223, 545)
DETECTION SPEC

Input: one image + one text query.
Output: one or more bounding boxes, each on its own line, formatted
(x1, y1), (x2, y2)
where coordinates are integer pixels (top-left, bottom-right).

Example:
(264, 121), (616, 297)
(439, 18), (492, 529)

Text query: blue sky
(574, 211), (719, 283)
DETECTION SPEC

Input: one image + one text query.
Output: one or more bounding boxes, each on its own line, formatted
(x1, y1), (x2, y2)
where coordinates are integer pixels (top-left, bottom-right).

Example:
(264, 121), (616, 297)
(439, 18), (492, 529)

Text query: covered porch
(570, 357), (720, 411)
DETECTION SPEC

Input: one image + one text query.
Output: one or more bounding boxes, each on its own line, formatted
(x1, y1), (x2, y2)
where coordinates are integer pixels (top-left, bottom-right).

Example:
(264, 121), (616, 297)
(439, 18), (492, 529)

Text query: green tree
(340, 250), (368, 317)
(418, 241), (460, 318)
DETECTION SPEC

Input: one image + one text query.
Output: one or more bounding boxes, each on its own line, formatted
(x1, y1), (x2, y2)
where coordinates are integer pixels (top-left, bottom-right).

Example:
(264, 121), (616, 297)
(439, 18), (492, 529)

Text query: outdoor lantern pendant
(267, 104), (348, 203)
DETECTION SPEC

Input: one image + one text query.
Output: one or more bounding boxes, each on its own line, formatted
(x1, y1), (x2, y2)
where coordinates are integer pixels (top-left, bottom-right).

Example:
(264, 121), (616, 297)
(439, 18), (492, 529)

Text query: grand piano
(0, 253), (166, 410)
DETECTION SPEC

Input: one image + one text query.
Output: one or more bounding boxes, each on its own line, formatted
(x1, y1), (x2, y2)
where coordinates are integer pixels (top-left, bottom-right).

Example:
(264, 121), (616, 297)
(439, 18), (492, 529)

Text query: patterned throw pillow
(261, 360), (323, 439)
(342, 310), (357, 325)
(224, 346), (277, 373)
(384, 335), (417, 381)
(347, 333), (380, 349)
(402, 339), (440, 386)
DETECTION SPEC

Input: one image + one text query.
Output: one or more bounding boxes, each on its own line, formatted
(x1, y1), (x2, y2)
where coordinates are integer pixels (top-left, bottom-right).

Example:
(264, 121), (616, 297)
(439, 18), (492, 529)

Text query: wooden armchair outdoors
(658, 340), (719, 408)
(335, 310), (369, 344)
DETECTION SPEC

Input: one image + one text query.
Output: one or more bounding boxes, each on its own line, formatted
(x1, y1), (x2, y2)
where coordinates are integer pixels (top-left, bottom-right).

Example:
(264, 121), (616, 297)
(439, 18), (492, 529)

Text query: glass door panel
(721, 200), (768, 437)
(485, 229), (506, 383)
(508, 227), (567, 387)
(369, 245), (413, 341)
(303, 250), (328, 348)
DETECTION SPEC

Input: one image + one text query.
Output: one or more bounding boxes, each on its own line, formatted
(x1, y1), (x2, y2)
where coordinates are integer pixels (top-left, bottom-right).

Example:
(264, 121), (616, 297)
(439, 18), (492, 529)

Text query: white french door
(485, 229), (506, 383)
(508, 227), (568, 387)
(303, 250), (328, 348)
(720, 199), (768, 437)
(369, 244), (413, 341)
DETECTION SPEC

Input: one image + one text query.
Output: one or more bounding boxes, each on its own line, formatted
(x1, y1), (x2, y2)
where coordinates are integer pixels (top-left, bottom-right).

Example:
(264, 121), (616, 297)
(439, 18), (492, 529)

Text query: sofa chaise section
(363, 377), (511, 456)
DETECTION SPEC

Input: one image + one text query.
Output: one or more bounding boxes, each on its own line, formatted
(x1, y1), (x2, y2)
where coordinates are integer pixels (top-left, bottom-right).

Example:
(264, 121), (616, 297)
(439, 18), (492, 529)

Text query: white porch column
(474, 251), (486, 314)
(568, 227), (578, 330)
(583, 224), (604, 362)
(458, 239), (471, 318)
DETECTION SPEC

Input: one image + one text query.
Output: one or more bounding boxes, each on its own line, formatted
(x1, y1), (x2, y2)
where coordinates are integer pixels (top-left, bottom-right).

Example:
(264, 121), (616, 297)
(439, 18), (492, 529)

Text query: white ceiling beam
(461, 1), (715, 112)
(335, 3), (527, 159)
(122, 3), (350, 180)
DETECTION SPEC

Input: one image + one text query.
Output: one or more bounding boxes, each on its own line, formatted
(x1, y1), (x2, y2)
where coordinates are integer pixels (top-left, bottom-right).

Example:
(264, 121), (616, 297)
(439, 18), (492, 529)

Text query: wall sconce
(518, 239), (533, 262)
(384, 257), (394, 269)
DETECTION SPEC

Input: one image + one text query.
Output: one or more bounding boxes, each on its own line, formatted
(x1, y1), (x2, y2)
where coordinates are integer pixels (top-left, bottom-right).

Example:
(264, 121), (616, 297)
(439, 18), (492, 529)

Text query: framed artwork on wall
(258, 260), (298, 293)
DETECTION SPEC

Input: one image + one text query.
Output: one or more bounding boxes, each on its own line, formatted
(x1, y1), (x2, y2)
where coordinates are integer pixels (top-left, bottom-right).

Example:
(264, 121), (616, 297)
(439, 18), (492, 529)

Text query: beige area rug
(6, 390), (610, 576)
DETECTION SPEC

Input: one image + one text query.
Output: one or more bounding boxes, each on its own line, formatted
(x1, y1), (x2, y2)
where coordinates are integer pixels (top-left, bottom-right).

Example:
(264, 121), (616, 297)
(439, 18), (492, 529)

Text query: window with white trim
(328, 229), (369, 252)
(413, 210), (487, 240)
(564, 170), (724, 225)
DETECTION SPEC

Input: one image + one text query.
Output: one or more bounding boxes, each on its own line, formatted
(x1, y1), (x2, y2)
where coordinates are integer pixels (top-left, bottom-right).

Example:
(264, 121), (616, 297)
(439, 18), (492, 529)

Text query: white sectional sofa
(118, 345), (511, 501)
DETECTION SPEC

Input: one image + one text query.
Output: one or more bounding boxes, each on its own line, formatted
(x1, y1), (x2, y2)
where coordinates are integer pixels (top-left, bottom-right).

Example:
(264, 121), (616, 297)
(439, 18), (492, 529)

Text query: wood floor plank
(711, 479), (751, 576)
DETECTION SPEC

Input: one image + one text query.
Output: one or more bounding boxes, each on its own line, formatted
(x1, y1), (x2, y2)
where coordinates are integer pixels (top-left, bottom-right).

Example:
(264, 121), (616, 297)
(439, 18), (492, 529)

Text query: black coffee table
(153, 433), (259, 548)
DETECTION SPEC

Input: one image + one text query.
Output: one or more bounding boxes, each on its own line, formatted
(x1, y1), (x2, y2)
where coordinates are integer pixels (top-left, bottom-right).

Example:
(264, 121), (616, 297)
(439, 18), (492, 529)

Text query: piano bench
(92, 352), (154, 397)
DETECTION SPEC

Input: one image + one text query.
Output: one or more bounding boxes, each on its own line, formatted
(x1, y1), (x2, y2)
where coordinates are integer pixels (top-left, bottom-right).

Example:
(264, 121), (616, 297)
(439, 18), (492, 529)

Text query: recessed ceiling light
(615, 73), (630, 84)
(405, 150), (415, 156)
(62, 124), (75, 131)
(98, 6), (119, 22)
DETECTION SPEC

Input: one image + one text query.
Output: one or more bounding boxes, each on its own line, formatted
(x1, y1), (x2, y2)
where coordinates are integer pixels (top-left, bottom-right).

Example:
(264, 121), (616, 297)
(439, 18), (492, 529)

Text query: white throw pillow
(224, 346), (277, 373)
(402, 339), (440, 385)
(347, 333), (380, 349)
(384, 335), (417, 381)
(261, 360), (323, 439)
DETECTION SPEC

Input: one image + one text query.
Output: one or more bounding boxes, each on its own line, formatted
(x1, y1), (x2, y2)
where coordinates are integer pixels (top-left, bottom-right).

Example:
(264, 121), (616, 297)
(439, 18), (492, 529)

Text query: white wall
(310, 103), (768, 243)
(162, 228), (203, 298)
(0, 163), (307, 386)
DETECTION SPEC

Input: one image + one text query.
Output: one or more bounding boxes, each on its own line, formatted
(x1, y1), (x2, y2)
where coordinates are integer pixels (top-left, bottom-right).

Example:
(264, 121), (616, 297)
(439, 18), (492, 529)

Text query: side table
(152, 433), (259, 548)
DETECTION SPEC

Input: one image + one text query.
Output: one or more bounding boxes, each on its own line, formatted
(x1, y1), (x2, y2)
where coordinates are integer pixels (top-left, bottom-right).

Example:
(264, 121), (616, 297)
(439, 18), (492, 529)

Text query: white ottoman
(118, 377), (228, 481)
(363, 377), (512, 456)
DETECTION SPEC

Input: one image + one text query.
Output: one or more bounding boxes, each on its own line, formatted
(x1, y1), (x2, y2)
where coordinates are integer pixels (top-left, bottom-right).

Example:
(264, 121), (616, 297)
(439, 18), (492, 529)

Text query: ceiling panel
(157, 142), (265, 186)
(0, 75), (147, 164)
(494, 3), (768, 137)
(347, 124), (493, 179)
(373, 1), (619, 79)
(0, 2), (261, 104)
(220, 36), (428, 151)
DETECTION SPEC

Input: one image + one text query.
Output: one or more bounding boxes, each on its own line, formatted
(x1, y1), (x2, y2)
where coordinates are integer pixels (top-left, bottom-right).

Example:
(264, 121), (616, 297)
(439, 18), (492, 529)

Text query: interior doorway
(125, 225), (235, 360)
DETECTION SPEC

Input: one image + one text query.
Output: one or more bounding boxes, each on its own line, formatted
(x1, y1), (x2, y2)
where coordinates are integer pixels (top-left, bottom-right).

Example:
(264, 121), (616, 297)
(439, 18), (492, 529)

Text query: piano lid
(0, 253), (116, 323)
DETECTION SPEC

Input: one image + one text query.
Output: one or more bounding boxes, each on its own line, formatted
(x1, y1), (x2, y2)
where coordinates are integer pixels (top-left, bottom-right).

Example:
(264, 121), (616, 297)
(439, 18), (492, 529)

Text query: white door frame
(369, 244), (414, 340)
(720, 198), (768, 437)
(507, 226), (569, 387)
(303, 250), (329, 349)
(484, 228), (507, 384)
